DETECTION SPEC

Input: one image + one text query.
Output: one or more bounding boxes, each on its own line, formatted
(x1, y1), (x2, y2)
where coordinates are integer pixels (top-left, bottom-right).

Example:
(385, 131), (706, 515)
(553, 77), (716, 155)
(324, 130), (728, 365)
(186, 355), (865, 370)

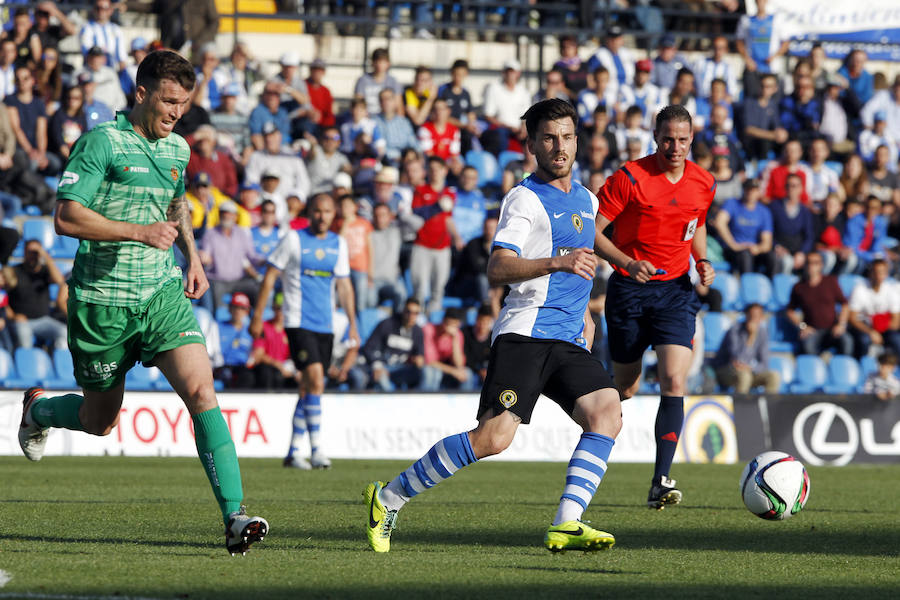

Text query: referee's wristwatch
(696, 258), (713, 267)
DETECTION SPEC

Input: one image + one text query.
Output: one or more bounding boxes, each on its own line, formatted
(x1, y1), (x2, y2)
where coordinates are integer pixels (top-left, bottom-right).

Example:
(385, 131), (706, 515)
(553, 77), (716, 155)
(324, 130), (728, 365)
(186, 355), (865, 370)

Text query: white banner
(0, 391), (737, 463)
(767, 0), (900, 36)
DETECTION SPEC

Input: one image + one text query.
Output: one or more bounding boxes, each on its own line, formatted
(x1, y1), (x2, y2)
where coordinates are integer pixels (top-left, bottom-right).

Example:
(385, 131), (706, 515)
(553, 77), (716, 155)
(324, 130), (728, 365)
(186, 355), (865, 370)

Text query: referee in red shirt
(593, 105), (716, 509)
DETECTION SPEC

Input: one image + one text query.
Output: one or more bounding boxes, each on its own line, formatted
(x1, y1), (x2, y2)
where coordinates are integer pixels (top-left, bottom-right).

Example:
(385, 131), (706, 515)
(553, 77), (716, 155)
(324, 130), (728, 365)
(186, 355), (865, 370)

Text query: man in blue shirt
(248, 81), (291, 151)
(735, 0), (791, 97)
(451, 165), (487, 245)
(216, 292), (256, 388)
(713, 180), (774, 276)
(250, 199), (282, 258)
(251, 193), (359, 470)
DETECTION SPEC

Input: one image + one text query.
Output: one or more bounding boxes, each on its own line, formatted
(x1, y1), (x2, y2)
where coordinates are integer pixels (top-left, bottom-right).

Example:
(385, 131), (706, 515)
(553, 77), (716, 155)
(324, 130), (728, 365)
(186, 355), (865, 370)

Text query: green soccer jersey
(57, 112), (189, 307)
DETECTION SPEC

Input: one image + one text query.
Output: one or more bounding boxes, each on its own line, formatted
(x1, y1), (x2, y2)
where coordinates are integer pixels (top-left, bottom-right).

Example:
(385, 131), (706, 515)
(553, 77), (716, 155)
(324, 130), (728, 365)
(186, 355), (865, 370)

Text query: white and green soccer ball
(739, 451), (810, 520)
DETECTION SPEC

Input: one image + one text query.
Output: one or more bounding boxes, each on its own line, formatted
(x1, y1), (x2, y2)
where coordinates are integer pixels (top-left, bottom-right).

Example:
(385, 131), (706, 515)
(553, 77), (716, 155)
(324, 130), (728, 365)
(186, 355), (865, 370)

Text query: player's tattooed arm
(167, 195), (198, 259)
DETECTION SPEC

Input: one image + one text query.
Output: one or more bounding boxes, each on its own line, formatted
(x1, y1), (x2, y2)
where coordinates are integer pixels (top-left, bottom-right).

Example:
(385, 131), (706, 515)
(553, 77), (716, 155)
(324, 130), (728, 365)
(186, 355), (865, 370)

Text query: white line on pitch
(0, 594), (172, 600)
(0, 570), (10, 587)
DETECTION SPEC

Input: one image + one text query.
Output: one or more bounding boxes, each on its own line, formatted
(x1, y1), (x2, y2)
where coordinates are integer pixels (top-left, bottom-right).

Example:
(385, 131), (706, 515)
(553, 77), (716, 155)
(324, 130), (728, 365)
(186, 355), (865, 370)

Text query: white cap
(503, 58), (522, 71)
(333, 172), (353, 190)
(280, 51), (301, 67)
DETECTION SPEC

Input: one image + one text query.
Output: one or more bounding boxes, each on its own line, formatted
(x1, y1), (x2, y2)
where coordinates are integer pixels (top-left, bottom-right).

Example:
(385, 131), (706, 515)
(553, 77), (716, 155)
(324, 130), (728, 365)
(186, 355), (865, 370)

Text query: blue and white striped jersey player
(365, 98), (623, 553)
(251, 193), (359, 470)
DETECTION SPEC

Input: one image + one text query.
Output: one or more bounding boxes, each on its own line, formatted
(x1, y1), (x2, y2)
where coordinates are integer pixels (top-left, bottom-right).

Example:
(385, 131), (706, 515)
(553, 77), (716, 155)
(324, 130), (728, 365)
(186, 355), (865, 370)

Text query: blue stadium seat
(860, 354), (878, 379)
(767, 313), (796, 352)
(739, 272), (773, 310)
(14, 347), (54, 386)
(22, 218), (56, 249)
(497, 150), (524, 170)
(711, 261), (731, 273)
(703, 312), (731, 354)
(768, 355), (795, 393)
(771, 273), (798, 311)
(215, 306), (231, 323)
(838, 274), (863, 299)
(465, 150), (501, 187)
(193, 305), (214, 330)
(442, 296), (463, 308)
(824, 355), (862, 394)
(51, 348), (77, 389)
(710, 272), (739, 311)
(126, 364), (161, 391)
(789, 355), (827, 393)
(52, 235), (80, 258)
(428, 309), (444, 324)
(357, 307), (388, 344)
(49, 283), (59, 302)
(0, 348), (28, 388)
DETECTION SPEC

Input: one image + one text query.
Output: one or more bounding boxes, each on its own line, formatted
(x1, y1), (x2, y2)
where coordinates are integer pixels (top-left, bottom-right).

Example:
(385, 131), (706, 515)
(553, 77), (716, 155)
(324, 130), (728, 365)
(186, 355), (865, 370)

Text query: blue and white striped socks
(304, 394), (323, 455)
(380, 432), (478, 511)
(287, 396), (307, 458)
(554, 432), (615, 525)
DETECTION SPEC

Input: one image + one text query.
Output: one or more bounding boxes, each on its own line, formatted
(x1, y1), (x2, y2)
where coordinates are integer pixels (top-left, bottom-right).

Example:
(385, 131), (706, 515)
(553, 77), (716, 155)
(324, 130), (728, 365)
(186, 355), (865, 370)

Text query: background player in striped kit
(364, 98), (622, 554)
(251, 192), (359, 470)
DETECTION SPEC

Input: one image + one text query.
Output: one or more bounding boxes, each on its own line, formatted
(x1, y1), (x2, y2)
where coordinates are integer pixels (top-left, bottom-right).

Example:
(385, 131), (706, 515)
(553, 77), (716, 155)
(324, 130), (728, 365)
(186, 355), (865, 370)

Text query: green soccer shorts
(67, 277), (206, 391)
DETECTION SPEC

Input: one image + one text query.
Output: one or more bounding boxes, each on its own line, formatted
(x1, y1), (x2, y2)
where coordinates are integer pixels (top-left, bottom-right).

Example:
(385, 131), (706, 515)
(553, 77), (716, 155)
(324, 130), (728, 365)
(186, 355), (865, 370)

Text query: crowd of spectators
(2, 1), (900, 396)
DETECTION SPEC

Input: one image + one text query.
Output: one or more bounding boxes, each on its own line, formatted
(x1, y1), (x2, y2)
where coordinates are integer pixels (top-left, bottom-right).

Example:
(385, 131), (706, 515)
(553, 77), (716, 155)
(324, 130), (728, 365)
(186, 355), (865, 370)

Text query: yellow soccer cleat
(544, 520), (615, 553)
(364, 481), (399, 553)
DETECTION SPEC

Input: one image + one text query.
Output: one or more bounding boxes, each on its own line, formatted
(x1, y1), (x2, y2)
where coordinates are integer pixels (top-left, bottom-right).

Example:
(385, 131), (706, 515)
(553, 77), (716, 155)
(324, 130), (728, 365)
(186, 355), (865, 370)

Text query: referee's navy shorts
(604, 271), (701, 364)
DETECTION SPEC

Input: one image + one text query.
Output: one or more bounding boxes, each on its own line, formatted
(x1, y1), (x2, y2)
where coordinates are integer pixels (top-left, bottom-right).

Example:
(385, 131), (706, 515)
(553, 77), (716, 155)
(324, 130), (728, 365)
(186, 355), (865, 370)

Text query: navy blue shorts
(604, 272), (700, 364)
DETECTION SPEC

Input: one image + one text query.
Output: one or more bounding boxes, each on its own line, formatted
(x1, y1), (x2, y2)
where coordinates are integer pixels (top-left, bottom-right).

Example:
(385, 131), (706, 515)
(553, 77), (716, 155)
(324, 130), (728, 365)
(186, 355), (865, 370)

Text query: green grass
(0, 457), (898, 599)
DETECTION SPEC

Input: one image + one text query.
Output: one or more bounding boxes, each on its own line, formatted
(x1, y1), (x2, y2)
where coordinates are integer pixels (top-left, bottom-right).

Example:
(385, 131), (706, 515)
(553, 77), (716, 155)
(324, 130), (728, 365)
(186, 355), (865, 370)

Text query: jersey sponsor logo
(59, 171), (80, 186)
(204, 452), (220, 486)
(178, 330), (203, 338)
(499, 389), (518, 409)
(571, 214), (583, 234)
(302, 268), (334, 277)
(580, 210), (593, 219)
(82, 360), (118, 380)
(123, 166), (150, 173)
(556, 246), (578, 257)
(553, 212), (565, 219)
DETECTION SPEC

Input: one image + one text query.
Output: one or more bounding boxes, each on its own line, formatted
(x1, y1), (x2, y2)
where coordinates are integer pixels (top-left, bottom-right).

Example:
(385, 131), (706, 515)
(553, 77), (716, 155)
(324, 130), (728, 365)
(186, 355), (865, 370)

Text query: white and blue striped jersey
(267, 228), (350, 334)
(80, 21), (127, 67)
(491, 175), (598, 349)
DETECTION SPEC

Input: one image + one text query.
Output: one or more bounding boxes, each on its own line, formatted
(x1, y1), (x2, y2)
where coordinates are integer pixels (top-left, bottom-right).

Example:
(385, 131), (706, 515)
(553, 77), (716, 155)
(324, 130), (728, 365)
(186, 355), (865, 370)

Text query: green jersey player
(17, 50), (268, 555)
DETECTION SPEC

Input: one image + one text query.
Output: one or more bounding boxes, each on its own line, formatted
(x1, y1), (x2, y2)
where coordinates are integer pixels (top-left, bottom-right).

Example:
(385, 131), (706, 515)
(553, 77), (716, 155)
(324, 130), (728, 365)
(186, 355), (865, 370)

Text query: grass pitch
(0, 456), (898, 599)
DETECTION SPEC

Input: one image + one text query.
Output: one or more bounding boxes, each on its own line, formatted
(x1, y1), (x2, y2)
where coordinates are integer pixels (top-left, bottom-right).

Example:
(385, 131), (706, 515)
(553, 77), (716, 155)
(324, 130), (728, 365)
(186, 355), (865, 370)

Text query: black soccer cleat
(647, 476), (683, 510)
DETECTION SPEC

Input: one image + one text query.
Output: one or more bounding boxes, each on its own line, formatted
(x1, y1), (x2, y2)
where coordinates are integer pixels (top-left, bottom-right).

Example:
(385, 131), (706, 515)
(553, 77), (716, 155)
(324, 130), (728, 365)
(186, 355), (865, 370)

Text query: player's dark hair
(655, 105), (692, 133)
(521, 98), (578, 140)
(136, 50), (195, 93)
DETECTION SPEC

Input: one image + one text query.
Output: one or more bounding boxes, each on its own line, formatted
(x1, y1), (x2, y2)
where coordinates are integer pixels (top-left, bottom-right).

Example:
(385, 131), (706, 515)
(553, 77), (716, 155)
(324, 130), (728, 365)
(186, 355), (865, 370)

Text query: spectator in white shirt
(481, 59), (531, 156)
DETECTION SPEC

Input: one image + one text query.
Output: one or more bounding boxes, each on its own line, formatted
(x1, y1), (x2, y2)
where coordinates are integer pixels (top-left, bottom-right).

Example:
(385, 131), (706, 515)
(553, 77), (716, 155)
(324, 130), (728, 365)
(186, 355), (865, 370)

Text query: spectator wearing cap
(193, 43), (230, 113)
(245, 122), (311, 201)
(30, 2), (77, 52)
(820, 73), (852, 151)
(421, 307), (475, 391)
(481, 59), (531, 156)
(650, 34), (689, 92)
(187, 124), (238, 198)
(250, 199), (283, 259)
(307, 126), (351, 195)
(71, 74), (108, 138)
(713, 179), (775, 276)
(4, 65), (60, 176)
(215, 292), (256, 389)
(373, 87), (420, 163)
(248, 81), (292, 150)
(553, 36), (589, 97)
(587, 25), (635, 101)
(437, 59), (478, 154)
(80, 45), (126, 112)
(618, 59), (664, 130)
(694, 36), (739, 101)
(735, 0), (791, 98)
(274, 51), (317, 137)
(861, 75), (900, 145)
(120, 37), (149, 105)
(354, 48), (402, 116)
(741, 72), (787, 162)
(859, 112), (899, 172)
(80, 0), (126, 70)
(306, 58), (335, 129)
(187, 171), (249, 235)
(210, 82), (250, 159)
(199, 199), (263, 313)
(258, 170), (287, 224)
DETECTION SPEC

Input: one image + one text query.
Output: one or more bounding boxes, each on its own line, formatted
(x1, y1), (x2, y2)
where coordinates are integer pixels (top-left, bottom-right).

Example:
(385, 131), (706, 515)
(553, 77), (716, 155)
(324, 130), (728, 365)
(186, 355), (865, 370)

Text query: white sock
(380, 478), (411, 512)
(553, 498), (584, 526)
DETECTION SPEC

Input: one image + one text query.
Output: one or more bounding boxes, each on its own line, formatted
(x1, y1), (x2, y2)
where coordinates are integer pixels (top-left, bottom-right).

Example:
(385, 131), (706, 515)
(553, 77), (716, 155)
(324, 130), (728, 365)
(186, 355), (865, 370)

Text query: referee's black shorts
(604, 271), (701, 365)
(477, 333), (615, 424)
(286, 327), (333, 370)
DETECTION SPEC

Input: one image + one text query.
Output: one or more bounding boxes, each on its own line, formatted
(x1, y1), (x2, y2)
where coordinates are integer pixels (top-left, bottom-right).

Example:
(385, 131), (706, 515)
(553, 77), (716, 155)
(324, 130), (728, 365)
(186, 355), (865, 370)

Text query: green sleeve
(174, 168), (186, 198)
(56, 130), (113, 208)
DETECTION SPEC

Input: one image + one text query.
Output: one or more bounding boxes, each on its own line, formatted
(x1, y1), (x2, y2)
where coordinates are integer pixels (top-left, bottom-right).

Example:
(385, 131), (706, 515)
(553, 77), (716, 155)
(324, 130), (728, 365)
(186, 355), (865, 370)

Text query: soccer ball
(739, 451), (810, 520)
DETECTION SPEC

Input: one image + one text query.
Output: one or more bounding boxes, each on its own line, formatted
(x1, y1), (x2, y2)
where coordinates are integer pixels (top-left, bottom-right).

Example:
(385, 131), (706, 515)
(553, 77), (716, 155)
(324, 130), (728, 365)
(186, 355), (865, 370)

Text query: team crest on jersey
(298, 349), (308, 362)
(499, 389), (518, 408)
(170, 166), (179, 182)
(571, 213), (583, 234)
(315, 248), (326, 260)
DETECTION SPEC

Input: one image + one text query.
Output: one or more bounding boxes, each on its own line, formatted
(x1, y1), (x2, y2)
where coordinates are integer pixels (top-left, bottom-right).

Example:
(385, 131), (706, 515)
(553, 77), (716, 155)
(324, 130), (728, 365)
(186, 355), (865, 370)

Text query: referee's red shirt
(597, 154), (716, 280)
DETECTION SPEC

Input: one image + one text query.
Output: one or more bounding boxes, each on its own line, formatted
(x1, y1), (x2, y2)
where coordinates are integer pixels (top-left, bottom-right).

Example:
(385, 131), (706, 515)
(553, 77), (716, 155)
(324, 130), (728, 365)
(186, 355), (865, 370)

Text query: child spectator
(863, 353), (900, 400)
